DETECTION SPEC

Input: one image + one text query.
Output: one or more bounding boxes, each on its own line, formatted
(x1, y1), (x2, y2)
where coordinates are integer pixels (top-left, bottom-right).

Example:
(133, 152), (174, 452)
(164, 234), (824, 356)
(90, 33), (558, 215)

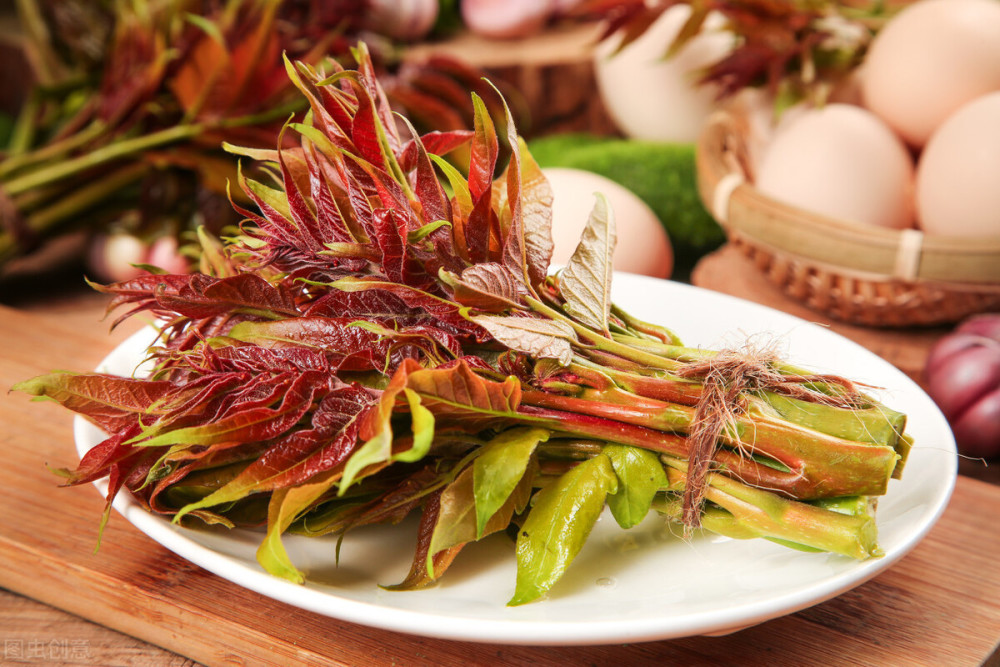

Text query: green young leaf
(257, 471), (341, 584)
(339, 380), (435, 493)
(603, 444), (668, 529)
(509, 453), (618, 606)
(427, 444), (539, 578)
(428, 154), (473, 218)
(392, 389), (435, 463)
(239, 162), (293, 224)
(470, 314), (577, 366)
(222, 142), (281, 164)
(473, 427), (550, 538)
(429, 152), (474, 262)
(426, 465), (478, 569)
(408, 219), (452, 244)
(560, 192), (617, 336)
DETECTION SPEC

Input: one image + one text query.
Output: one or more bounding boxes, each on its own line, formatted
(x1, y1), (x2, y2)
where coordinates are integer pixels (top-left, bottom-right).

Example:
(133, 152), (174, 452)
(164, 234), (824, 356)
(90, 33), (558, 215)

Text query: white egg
(756, 104), (915, 230)
(861, 0), (1000, 148)
(543, 168), (673, 279)
(87, 233), (147, 283)
(916, 92), (1000, 237)
(593, 6), (733, 142)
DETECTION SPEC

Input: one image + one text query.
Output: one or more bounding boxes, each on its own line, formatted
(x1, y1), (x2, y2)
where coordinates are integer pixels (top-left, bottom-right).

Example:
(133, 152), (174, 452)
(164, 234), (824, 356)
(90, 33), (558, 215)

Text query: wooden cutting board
(2, 294), (999, 666)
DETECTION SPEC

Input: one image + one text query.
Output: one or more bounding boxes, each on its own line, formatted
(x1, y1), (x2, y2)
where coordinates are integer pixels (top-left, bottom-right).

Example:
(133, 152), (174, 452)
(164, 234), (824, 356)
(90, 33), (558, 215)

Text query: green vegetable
(510, 453), (618, 606)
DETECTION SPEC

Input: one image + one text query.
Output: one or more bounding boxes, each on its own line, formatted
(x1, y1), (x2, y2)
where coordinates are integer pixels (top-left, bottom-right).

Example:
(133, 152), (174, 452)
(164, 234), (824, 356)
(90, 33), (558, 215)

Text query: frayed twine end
(674, 344), (871, 536)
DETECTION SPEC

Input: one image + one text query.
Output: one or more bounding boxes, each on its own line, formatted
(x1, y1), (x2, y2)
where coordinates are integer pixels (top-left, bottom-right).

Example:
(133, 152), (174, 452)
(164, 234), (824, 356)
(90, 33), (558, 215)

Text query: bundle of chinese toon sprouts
(15, 46), (910, 605)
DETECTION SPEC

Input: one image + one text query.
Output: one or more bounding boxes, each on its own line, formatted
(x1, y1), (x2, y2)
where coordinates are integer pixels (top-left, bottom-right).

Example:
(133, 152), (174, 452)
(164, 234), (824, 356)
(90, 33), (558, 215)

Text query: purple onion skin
(924, 314), (1000, 459)
(952, 387), (1000, 458)
(957, 314), (1000, 341)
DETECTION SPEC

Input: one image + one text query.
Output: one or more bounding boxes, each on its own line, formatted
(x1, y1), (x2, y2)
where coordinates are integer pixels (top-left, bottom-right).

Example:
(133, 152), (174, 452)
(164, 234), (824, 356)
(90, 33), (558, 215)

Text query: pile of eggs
(756, 0), (1000, 237)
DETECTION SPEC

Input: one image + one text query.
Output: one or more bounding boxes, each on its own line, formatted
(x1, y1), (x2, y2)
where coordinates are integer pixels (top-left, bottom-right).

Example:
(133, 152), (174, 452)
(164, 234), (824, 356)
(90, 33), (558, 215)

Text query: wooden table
(2, 285), (999, 666)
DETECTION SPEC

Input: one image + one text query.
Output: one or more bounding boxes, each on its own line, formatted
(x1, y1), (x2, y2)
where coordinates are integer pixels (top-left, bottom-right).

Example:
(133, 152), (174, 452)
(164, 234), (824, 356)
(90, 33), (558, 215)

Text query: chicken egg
(543, 168), (673, 279)
(861, 0), (1000, 148)
(755, 104), (915, 230)
(916, 92), (1000, 237)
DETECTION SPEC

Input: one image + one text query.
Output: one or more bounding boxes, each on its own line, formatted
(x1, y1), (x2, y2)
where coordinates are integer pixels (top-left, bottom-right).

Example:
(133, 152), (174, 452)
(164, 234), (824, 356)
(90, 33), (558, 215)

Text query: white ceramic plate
(74, 274), (956, 645)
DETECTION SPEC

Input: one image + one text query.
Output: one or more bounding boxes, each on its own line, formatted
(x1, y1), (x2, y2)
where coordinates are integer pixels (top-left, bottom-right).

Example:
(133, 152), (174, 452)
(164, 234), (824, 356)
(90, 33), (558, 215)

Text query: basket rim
(695, 106), (1000, 286)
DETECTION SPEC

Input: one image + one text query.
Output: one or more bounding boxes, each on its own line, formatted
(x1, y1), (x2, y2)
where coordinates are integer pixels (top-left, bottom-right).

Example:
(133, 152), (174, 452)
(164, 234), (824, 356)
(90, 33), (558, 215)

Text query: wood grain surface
(2, 290), (999, 666)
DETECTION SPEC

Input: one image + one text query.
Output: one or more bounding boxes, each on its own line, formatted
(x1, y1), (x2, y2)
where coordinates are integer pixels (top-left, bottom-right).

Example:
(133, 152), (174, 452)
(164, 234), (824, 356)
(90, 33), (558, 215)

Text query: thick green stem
(0, 163), (150, 264)
(14, 0), (65, 87)
(0, 120), (109, 179)
(757, 391), (906, 451)
(609, 333), (714, 363)
(520, 386), (900, 499)
(572, 345), (907, 458)
(518, 405), (816, 499)
(7, 93), (41, 157)
(610, 304), (682, 345)
(4, 124), (203, 197)
(526, 297), (681, 372)
(607, 331), (867, 402)
(658, 457), (881, 559)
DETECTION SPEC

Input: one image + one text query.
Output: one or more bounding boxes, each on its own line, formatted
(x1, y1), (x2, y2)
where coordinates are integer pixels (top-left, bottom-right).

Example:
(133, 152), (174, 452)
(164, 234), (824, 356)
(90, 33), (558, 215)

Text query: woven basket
(695, 104), (1000, 328)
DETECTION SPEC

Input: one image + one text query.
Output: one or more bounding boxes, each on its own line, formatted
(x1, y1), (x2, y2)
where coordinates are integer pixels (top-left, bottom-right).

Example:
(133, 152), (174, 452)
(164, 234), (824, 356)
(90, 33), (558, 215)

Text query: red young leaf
(137, 369), (332, 450)
(278, 144), (323, 252)
(443, 263), (527, 312)
(350, 78), (389, 170)
(303, 144), (356, 245)
(354, 44), (402, 155)
(468, 95), (499, 202)
(399, 130), (474, 170)
(224, 317), (394, 372)
(62, 423), (144, 486)
(332, 277), (488, 340)
(371, 209), (407, 284)
(382, 359), (523, 433)
(14, 373), (172, 434)
(257, 386), (377, 490)
(153, 273), (300, 319)
(168, 385), (376, 515)
(385, 489), (465, 590)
